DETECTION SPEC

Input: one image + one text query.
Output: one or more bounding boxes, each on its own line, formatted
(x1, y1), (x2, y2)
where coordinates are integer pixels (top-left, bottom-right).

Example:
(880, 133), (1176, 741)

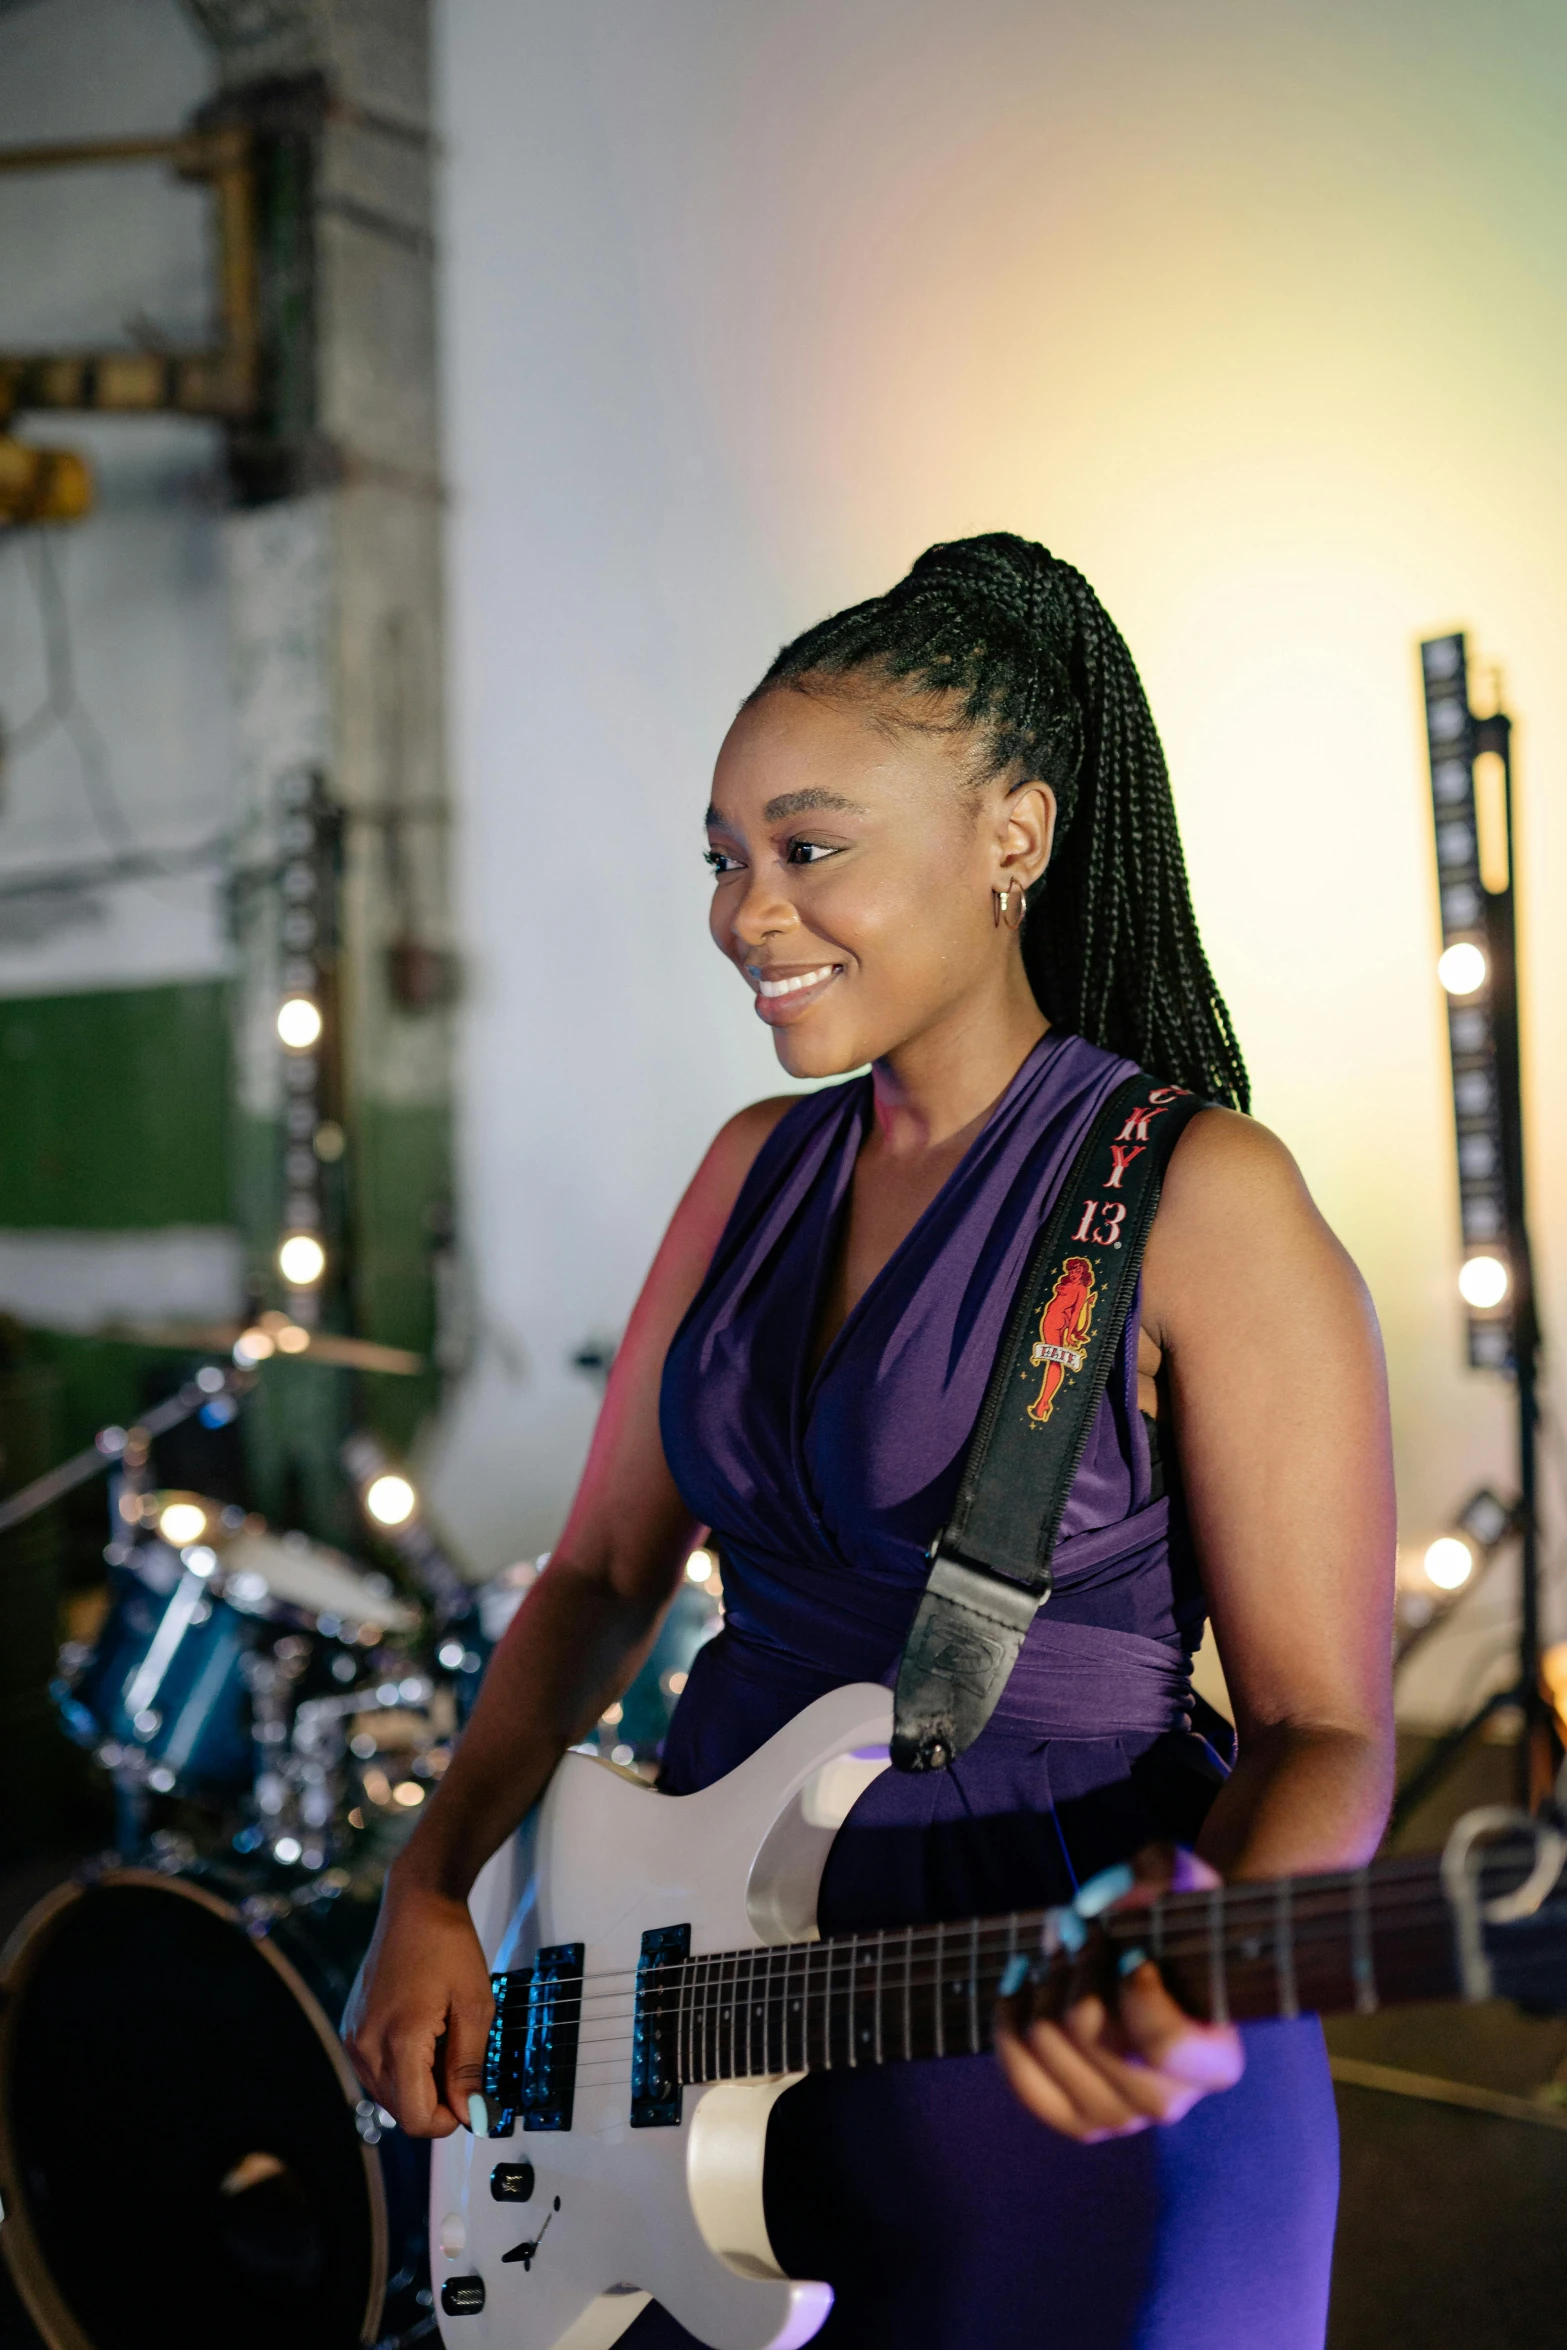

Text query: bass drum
(0, 1862), (429, 2350)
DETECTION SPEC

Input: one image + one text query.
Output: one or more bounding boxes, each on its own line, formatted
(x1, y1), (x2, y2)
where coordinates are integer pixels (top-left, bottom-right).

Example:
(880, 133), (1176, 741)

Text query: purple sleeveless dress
(634, 1032), (1338, 2350)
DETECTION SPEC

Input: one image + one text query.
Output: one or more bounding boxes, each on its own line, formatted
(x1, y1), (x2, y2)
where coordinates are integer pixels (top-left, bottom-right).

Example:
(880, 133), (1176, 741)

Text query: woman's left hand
(993, 1844), (1245, 2142)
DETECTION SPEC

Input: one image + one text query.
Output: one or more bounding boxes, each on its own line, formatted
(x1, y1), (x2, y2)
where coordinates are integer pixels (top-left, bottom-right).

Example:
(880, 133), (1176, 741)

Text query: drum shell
(62, 1574), (254, 1794)
(0, 1860), (429, 2350)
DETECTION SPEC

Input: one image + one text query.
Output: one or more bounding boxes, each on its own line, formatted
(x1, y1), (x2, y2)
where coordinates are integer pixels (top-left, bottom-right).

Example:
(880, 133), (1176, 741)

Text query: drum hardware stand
(0, 1365), (253, 1538)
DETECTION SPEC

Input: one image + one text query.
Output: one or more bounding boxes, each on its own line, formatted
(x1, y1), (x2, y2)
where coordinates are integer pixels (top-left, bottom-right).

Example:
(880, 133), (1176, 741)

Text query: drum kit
(0, 1395), (544, 2350)
(0, 1369), (718, 2349)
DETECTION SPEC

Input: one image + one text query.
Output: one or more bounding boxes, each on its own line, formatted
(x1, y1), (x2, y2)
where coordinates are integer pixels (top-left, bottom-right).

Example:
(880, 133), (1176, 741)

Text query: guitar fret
(679, 1957), (690, 2086)
(1275, 1879), (1299, 2019)
(728, 1945), (742, 2077)
(1351, 1868), (1378, 2015)
(703, 1952), (715, 2083)
(873, 1929), (884, 2065)
(934, 1921), (946, 2058)
(903, 1926), (913, 2060)
(1151, 1893), (1165, 1965)
(846, 1933), (857, 2068)
(1208, 1886), (1229, 2026)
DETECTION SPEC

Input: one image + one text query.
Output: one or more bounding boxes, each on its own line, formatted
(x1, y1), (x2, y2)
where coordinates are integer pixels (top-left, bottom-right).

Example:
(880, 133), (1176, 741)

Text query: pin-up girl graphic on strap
(1026, 1255), (1098, 1423)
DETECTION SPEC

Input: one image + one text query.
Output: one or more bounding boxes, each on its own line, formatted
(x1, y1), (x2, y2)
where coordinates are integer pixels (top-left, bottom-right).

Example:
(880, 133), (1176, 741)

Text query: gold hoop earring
(993, 880), (1027, 932)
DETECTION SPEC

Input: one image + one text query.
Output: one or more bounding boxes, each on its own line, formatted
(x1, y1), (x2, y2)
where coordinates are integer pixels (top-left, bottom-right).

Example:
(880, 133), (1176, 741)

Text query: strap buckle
(890, 1547), (1049, 1774)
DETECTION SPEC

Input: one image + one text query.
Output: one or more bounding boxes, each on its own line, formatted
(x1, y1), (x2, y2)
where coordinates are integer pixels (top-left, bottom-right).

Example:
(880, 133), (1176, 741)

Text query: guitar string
(521, 1899), (1523, 2089)
(481, 1858), (1468, 2016)
(485, 1874), (1481, 2029)
(503, 1897), (1482, 2067)
(497, 1895), (1493, 2037)
(483, 1859), (1542, 2073)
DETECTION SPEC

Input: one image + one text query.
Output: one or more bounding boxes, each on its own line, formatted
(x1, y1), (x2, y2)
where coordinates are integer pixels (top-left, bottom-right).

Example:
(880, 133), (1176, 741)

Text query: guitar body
(431, 1683), (895, 2350)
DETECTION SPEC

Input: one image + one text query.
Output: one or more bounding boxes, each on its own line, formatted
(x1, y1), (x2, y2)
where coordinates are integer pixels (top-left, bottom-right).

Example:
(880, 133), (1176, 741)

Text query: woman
(347, 534), (1395, 2347)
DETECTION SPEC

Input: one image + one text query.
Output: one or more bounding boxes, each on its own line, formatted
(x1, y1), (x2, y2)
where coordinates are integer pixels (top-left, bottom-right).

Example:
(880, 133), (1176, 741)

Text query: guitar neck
(483, 1833), (1567, 2127)
(662, 1854), (1464, 2087)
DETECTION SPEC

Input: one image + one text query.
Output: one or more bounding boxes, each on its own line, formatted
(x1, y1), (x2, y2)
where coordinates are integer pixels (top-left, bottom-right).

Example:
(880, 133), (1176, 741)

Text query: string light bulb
(1424, 1536), (1475, 1591)
(365, 1472), (417, 1528)
(1437, 942), (1486, 996)
(1458, 1255), (1508, 1310)
(276, 996), (323, 1049)
(278, 1233), (326, 1287)
(158, 1500), (207, 1548)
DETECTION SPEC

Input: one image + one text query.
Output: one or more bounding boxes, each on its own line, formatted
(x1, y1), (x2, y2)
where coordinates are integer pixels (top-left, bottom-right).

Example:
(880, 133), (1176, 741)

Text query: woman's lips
(748, 962), (844, 1025)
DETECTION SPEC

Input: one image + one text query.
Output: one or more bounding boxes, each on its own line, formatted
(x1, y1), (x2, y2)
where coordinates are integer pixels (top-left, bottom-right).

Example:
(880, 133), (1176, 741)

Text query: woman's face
(705, 684), (1054, 1079)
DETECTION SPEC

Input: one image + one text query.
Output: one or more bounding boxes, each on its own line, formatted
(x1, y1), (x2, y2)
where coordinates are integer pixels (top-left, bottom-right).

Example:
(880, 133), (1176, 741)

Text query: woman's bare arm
(997, 1109), (1396, 2140)
(343, 1097), (793, 2135)
(1152, 1110), (1397, 1879)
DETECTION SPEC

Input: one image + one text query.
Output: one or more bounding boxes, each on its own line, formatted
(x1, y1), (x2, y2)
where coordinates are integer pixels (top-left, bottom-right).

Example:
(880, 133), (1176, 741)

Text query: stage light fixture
(1424, 1536), (1475, 1591)
(365, 1472), (417, 1528)
(1437, 942), (1486, 995)
(276, 995), (323, 1049)
(1458, 1255), (1508, 1309)
(278, 1232), (326, 1287)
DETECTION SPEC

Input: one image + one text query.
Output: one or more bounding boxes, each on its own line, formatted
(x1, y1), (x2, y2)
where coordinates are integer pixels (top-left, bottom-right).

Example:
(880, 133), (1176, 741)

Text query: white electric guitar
(428, 1682), (1567, 2350)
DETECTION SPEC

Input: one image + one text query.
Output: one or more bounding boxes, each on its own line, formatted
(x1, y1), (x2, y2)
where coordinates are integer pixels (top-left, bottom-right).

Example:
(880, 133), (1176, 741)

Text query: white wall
(429, 0), (1567, 1685)
(0, 0), (231, 999)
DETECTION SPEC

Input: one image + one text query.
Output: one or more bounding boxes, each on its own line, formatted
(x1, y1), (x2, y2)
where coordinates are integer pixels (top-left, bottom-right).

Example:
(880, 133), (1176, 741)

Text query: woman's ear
(998, 781), (1056, 889)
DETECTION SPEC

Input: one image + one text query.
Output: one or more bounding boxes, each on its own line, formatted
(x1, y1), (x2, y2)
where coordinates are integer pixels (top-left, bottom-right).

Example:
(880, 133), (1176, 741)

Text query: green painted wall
(0, 980), (451, 1552)
(0, 983), (230, 1229)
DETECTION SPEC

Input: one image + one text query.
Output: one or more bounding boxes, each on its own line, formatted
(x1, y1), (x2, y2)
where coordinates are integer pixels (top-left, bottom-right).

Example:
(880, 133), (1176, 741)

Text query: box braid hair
(750, 531), (1249, 1111)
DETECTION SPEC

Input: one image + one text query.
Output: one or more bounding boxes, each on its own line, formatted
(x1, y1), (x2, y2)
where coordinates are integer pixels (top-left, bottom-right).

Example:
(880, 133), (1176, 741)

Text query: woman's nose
(728, 865), (797, 948)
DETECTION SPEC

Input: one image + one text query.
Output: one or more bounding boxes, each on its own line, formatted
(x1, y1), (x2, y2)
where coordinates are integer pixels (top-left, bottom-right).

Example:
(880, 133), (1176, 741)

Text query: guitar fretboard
(653, 1854), (1464, 2085)
(485, 1835), (1563, 2126)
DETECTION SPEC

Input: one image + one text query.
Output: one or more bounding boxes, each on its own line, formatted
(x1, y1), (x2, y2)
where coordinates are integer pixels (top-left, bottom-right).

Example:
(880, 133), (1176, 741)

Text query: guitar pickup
(631, 1923), (689, 2127)
(485, 1945), (585, 2133)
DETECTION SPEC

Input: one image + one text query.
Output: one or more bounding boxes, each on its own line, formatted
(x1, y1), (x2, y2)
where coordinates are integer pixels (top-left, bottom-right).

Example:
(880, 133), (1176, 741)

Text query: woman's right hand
(342, 1870), (497, 2138)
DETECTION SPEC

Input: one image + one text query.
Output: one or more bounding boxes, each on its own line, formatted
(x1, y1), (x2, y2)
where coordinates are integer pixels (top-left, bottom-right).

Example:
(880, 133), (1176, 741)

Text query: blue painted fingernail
(999, 1954), (1030, 1998)
(468, 2092), (489, 2138)
(1118, 1945), (1150, 1977)
(1048, 1903), (1088, 1954)
(1073, 1863), (1135, 1920)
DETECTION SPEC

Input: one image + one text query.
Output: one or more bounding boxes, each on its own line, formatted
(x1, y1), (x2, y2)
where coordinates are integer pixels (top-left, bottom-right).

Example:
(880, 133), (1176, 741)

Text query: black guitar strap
(890, 1071), (1210, 1773)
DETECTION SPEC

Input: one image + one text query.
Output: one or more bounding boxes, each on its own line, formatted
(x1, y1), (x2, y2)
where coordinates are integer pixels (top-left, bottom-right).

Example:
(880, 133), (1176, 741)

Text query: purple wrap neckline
(659, 1030), (1206, 1752)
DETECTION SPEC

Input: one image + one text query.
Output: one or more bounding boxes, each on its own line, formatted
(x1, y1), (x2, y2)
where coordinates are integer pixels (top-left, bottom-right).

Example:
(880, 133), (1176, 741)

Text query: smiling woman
(345, 533), (1394, 2350)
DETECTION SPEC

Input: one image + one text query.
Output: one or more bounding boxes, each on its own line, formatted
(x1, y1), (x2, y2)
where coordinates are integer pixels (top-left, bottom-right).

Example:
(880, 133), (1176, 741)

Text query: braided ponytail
(751, 532), (1249, 1111)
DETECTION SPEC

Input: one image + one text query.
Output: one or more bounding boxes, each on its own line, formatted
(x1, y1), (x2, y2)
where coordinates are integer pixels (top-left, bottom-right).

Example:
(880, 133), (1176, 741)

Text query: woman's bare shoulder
(698, 1094), (800, 1199)
(1144, 1107), (1373, 1347)
(659, 1095), (801, 1273)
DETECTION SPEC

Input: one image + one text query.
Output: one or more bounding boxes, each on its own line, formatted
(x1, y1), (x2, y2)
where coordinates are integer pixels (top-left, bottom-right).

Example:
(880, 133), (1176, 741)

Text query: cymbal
(99, 1320), (425, 1376)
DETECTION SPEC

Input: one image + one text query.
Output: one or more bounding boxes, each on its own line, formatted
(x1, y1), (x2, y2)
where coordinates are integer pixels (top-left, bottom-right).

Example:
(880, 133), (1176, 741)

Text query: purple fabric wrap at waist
(714, 1495), (1193, 1745)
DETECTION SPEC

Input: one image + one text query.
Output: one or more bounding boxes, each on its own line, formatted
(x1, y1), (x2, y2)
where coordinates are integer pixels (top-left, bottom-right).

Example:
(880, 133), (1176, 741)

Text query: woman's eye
(786, 839), (838, 866)
(703, 848), (741, 875)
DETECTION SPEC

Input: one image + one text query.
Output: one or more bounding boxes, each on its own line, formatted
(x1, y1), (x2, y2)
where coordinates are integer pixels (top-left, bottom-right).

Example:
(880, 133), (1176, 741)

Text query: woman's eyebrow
(761, 788), (868, 821)
(704, 787), (869, 830)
